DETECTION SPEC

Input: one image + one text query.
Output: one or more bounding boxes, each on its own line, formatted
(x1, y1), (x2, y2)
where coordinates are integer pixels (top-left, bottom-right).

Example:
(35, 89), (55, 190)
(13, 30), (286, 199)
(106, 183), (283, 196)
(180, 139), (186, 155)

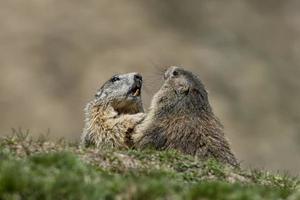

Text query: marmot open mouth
(129, 85), (141, 97)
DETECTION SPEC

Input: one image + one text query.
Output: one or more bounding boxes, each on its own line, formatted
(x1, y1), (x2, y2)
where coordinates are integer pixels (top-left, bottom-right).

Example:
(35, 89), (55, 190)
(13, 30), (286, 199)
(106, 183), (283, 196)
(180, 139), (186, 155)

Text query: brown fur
(134, 66), (239, 166)
(84, 103), (144, 148)
(82, 73), (145, 149)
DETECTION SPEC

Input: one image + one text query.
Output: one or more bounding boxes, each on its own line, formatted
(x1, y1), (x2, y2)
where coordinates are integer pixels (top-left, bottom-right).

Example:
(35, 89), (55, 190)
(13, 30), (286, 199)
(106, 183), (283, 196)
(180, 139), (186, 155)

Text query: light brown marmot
(82, 72), (145, 149)
(134, 66), (239, 166)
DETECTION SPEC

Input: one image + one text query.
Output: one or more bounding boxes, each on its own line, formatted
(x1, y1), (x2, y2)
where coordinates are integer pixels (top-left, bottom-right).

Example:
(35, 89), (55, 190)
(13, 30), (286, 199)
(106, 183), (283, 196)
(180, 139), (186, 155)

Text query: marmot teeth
(133, 89), (140, 97)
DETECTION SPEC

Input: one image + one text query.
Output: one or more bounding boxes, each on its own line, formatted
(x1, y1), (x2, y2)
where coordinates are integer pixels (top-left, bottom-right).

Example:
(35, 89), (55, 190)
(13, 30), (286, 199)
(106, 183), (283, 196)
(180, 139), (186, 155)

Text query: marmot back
(134, 66), (238, 166)
(82, 72), (145, 148)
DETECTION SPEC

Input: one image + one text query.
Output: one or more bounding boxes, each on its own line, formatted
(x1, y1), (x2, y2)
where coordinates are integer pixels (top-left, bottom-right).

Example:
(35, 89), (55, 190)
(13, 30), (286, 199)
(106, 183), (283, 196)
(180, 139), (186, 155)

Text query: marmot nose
(134, 74), (143, 82)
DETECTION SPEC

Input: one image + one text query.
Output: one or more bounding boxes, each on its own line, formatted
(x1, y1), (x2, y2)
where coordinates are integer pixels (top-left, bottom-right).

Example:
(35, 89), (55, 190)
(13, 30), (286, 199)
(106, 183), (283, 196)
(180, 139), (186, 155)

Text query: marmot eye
(111, 76), (120, 82)
(172, 70), (179, 76)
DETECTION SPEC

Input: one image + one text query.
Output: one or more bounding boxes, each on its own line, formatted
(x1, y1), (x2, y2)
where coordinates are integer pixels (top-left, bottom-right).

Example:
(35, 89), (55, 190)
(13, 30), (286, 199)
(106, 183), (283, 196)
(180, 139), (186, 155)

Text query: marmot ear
(191, 88), (206, 102)
(95, 91), (104, 98)
(95, 84), (107, 98)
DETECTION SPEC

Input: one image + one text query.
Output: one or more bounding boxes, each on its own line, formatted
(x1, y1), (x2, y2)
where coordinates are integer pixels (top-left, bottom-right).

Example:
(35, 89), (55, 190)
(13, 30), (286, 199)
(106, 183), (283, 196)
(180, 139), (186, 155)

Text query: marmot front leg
(114, 113), (146, 148)
(115, 112), (145, 127)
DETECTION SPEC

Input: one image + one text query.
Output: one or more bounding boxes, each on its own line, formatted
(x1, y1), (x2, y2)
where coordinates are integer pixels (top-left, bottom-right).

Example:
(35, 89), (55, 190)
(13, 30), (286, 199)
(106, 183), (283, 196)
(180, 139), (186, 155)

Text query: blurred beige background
(0, 0), (299, 174)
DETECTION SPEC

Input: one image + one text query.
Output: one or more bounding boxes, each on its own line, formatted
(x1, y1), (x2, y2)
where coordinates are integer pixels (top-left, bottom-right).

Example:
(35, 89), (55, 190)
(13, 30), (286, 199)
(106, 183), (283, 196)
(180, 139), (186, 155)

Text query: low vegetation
(0, 131), (299, 200)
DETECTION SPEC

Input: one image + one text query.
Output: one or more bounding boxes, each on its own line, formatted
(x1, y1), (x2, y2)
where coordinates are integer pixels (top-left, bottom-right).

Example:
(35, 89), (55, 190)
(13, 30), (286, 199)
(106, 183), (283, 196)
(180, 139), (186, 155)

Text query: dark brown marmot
(134, 66), (239, 166)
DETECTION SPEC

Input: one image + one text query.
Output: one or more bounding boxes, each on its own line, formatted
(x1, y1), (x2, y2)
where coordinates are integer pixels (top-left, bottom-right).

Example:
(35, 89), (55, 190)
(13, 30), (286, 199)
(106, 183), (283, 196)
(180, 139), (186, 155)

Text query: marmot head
(94, 72), (143, 114)
(151, 66), (212, 116)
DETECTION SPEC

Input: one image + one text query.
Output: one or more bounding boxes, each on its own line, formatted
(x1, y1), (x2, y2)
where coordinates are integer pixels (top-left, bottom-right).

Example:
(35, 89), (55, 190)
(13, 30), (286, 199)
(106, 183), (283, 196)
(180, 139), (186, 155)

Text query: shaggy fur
(134, 66), (238, 166)
(82, 73), (145, 148)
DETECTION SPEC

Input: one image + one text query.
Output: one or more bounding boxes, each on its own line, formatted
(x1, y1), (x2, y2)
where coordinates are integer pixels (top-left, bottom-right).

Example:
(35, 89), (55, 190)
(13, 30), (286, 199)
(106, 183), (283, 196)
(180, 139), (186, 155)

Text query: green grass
(0, 132), (299, 200)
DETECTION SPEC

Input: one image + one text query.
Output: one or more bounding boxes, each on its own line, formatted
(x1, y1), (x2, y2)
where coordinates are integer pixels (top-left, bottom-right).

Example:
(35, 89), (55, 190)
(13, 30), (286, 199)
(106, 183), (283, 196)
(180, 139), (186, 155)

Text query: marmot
(134, 66), (239, 166)
(82, 72), (145, 149)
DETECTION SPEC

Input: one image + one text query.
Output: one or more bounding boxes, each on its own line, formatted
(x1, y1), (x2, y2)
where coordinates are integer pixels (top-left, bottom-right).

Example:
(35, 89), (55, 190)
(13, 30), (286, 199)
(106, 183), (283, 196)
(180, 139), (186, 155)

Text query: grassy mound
(0, 133), (299, 200)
